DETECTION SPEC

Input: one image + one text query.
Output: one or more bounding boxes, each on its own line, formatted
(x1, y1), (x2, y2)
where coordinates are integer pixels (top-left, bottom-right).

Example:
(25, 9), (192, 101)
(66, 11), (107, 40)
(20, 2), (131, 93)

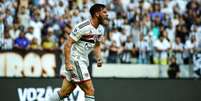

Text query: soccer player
(49, 4), (109, 101)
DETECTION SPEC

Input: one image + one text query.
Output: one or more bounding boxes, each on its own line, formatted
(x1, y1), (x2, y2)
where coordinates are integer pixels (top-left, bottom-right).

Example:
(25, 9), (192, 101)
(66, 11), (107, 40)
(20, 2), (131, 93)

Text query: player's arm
(64, 25), (82, 70)
(94, 41), (102, 67)
(64, 36), (76, 71)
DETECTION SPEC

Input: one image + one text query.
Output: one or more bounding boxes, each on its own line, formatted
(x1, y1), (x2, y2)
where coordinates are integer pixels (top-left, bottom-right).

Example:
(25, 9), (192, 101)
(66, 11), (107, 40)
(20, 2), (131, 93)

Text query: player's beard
(98, 16), (109, 26)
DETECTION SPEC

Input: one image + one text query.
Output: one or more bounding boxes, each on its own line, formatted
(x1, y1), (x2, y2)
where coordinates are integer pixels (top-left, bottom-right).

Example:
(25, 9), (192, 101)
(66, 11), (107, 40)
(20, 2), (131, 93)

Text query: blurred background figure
(153, 32), (171, 65)
(29, 37), (41, 50)
(172, 37), (184, 64)
(119, 36), (134, 64)
(107, 40), (118, 63)
(167, 55), (180, 79)
(14, 31), (30, 49)
(41, 27), (57, 51)
(1, 29), (13, 50)
(136, 33), (149, 64)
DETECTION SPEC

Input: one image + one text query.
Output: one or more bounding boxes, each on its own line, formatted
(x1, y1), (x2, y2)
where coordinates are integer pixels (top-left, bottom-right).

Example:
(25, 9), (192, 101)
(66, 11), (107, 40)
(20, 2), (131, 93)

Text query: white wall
(92, 64), (191, 78)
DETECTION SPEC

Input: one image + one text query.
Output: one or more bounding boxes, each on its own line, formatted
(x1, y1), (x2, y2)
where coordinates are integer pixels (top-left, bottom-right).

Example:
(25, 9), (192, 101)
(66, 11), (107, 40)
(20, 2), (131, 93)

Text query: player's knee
(84, 87), (95, 95)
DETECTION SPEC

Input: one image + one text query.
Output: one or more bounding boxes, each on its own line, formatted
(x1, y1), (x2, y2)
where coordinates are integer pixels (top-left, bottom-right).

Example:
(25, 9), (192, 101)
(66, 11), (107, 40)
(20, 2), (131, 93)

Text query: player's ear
(95, 12), (99, 17)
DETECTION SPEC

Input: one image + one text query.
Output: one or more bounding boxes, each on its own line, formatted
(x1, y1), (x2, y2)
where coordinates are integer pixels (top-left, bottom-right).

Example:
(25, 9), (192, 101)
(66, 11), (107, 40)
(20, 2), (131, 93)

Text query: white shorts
(60, 57), (91, 83)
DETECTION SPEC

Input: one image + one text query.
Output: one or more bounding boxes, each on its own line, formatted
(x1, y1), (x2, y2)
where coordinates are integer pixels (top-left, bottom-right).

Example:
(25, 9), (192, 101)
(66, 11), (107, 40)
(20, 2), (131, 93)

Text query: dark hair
(90, 4), (106, 17)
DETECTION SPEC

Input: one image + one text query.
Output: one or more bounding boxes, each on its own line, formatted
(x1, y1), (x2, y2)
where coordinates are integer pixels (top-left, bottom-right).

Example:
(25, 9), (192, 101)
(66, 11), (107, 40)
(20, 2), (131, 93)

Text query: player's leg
(59, 79), (77, 98)
(79, 80), (95, 101)
(48, 79), (76, 101)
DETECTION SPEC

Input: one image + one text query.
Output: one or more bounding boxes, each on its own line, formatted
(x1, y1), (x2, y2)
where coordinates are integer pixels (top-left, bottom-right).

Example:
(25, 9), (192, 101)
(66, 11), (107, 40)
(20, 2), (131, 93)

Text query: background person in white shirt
(1, 29), (13, 50)
(183, 35), (198, 64)
(172, 37), (184, 64)
(136, 33), (149, 64)
(153, 33), (171, 65)
(29, 10), (44, 45)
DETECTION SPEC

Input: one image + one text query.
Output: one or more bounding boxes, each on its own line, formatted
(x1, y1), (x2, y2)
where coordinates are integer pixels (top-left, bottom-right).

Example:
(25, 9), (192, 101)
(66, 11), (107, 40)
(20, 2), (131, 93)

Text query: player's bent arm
(64, 36), (76, 70)
(94, 42), (101, 60)
(94, 42), (102, 67)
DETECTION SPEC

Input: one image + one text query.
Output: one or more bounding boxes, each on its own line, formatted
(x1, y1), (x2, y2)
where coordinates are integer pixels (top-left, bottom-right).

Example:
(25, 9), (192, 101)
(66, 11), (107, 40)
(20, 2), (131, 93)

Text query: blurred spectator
(0, 16), (4, 44)
(47, 0), (59, 7)
(4, 9), (14, 27)
(71, 10), (82, 26)
(14, 31), (30, 49)
(161, 13), (172, 29)
(96, 0), (110, 5)
(176, 24), (189, 44)
(63, 24), (72, 39)
(122, 17), (132, 36)
(119, 28), (127, 44)
(79, 0), (94, 10)
(53, 1), (66, 17)
(80, 7), (91, 20)
(1, 29), (13, 50)
(58, 34), (66, 65)
(29, 10), (43, 45)
(58, 34), (66, 51)
(172, 37), (184, 64)
(149, 20), (160, 41)
(131, 21), (141, 45)
(110, 0), (124, 14)
(119, 36), (134, 64)
(107, 40), (118, 63)
(9, 18), (21, 40)
(190, 15), (201, 48)
(59, 24), (70, 49)
(9, 1), (17, 16)
(144, 30), (154, 64)
(46, 27), (58, 45)
(136, 34), (149, 64)
(113, 12), (124, 28)
(167, 55), (180, 79)
(111, 28), (121, 47)
(193, 52), (201, 78)
(183, 35), (198, 64)
(101, 33), (112, 63)
(153, 32), (171, 65)
(0, 0), (6, 19)
(25, 26), (34, 42)
(161, 0), (174, 16)
(29, 37), (41, 50)
(18, 6), (30, 30)
(42, 32), (57, 51)
(149, 3), (164, 21)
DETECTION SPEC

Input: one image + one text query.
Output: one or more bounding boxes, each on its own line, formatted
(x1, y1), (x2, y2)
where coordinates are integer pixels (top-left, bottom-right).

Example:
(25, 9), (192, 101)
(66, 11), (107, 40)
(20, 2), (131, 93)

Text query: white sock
(48, 91), (64, 101)
(85, 95), (95, 101)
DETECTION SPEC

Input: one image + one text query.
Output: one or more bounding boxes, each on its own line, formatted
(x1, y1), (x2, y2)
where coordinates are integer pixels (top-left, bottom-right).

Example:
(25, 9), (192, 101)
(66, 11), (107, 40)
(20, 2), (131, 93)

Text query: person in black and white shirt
(172, 37), (184, 64)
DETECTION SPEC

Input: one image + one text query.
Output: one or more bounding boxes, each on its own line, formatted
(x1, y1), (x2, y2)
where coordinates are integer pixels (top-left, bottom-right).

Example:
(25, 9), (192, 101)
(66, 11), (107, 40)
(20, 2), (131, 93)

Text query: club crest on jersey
(74, 28), (78, 33)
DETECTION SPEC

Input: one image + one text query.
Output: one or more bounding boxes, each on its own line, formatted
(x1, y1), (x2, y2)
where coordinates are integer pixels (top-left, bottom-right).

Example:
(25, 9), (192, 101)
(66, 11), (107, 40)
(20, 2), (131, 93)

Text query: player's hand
(66, 63), (74, 71)
(97, 59), (103, 67)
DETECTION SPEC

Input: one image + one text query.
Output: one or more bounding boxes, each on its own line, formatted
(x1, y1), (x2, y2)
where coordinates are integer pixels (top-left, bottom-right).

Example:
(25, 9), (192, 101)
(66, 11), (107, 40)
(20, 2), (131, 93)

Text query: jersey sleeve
(70, 26), (82, 42)
(70, 20), (90, 42)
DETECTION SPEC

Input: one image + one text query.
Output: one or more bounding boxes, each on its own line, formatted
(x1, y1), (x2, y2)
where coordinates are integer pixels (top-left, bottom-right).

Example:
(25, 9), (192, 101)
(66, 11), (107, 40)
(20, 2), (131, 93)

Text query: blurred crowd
(0, 0), (201, 65)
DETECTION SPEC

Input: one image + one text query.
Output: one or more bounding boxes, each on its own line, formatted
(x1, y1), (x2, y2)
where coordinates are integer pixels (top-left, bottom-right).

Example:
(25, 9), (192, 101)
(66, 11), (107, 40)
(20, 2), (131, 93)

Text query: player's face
(98, 8), (109, 26)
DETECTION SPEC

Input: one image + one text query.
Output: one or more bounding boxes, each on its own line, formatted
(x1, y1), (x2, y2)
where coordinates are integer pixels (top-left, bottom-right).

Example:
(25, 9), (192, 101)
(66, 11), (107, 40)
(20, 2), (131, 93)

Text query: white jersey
(60, 19), (104, 82)
(70, 19), (104, 59)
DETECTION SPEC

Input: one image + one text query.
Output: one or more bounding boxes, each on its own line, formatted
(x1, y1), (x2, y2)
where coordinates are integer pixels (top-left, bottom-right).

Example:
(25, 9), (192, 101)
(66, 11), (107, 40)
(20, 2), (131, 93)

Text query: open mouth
(105, 17), (109, 21)
(104, 17), (109, 23)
